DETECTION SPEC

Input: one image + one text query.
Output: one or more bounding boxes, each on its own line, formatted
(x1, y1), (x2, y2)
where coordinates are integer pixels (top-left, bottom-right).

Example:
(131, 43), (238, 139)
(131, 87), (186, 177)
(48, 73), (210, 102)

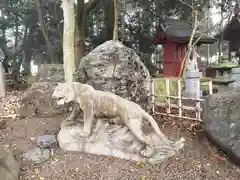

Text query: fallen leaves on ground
(0, 91), (24, 118)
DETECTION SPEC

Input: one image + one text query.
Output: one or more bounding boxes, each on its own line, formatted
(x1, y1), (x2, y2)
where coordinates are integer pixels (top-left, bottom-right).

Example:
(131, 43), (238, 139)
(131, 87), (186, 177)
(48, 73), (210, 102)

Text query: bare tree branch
(192, 12), (232, 47)
(178, 0), (198, 76)
(179, 0), (195, 11)
(35, 0), (54, 62)
(179, 9), (198, 76)
(178, 0), (232, 76)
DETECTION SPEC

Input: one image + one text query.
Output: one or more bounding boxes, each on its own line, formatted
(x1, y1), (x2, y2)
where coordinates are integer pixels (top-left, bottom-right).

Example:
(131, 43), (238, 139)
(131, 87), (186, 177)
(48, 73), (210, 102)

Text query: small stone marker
(37, 134), (58, 149)
(23, 148), (50, 164)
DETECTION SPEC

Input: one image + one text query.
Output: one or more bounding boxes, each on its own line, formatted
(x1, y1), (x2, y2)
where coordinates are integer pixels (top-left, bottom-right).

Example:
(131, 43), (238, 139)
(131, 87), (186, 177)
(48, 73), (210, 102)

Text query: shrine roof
(154, 18), (216, 44)
(216, 15), (240, 41)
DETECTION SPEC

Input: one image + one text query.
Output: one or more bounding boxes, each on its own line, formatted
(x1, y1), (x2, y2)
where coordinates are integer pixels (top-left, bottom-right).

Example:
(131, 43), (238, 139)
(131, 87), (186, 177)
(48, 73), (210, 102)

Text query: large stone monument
(73, 40), (152, 111)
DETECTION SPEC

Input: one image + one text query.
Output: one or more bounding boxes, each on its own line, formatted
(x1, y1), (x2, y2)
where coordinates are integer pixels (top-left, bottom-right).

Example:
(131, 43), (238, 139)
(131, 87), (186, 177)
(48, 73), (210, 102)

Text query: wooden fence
(151, 78), (213, 122)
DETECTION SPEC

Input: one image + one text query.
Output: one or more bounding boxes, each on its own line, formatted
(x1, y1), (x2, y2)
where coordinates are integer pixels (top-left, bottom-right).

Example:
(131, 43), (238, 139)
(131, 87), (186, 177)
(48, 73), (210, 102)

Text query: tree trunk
(75, 0), (85, 67)
(61, 0), (76, 83)
(23, 26), (34, 75)
(104, 0), (114, 40)
(2, 56), (9, 73)
(35, 0), (54, 63)
(113, 0), (120, 40)
(14, 15), (19, 49)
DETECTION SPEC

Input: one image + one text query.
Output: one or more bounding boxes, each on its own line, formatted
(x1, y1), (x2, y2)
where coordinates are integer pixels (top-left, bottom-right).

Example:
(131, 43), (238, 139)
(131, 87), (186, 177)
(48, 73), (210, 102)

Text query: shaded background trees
(0, 0), (234, 75)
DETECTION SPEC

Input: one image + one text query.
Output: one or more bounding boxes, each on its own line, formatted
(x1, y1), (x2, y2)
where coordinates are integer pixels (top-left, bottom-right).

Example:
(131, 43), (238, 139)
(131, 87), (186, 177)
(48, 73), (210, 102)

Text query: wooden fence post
(177, 79), (182, 118)
(208, 80), (213, 95)
(151, 78), (155, 114)
(195, 78), (201, 119)
(165, 78), (171, 113)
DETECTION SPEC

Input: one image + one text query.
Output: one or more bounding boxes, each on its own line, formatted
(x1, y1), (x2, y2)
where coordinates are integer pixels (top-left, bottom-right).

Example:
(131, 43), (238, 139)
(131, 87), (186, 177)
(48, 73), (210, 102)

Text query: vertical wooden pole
(207, 4), (210, 65)
(151, 78), (155, 114)
(218, 0), (224, 63)
(177, 78), (182, 118)
(209, 80), (213, 95)
(165, 78), (170, 113)
(195, 79), (201, 119)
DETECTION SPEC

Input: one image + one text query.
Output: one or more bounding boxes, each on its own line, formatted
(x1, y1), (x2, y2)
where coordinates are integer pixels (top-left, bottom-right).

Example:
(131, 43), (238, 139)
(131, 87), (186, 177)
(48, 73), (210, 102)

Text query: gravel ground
(0, 91), (240, 180)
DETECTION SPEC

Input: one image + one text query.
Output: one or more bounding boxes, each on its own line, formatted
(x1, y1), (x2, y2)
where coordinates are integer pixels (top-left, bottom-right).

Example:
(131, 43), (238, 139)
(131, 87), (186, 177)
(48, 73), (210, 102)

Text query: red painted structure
(153, 18), (216, 77)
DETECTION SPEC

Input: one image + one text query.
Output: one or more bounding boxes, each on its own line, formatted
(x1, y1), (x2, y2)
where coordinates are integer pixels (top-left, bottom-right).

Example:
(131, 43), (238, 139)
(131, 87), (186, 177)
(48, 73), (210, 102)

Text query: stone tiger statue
(52, 82), (176, 157)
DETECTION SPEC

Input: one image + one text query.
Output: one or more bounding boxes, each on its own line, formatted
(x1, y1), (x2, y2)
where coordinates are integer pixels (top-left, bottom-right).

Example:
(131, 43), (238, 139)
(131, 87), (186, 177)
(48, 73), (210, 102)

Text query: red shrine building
(153, 18), (216, 77)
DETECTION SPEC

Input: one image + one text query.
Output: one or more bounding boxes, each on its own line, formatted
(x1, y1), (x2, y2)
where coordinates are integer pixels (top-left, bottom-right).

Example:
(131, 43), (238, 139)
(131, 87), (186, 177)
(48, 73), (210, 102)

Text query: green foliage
(212, 62), (239, 68)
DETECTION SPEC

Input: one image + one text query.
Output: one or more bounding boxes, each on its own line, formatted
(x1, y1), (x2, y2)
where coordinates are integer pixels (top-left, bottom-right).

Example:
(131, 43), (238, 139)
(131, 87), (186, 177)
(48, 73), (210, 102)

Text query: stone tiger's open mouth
(56, 97), (66, 105)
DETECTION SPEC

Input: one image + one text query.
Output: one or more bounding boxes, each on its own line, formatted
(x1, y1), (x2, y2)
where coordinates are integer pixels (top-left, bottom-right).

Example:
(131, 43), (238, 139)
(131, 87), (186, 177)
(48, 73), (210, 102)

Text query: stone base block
(58, 120), (185, 164)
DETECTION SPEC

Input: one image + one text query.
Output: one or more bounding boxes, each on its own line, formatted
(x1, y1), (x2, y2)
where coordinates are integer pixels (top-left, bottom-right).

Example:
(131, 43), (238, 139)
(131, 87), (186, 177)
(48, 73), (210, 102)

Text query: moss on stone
(211, 62), (239, 69)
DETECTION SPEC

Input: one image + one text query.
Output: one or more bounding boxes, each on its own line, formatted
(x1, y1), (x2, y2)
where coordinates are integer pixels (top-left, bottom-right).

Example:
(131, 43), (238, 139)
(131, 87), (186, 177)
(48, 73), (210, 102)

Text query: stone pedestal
(58, 120), (185, 164)
(229, 67), (240, 91)
(183, 71), (202, 98)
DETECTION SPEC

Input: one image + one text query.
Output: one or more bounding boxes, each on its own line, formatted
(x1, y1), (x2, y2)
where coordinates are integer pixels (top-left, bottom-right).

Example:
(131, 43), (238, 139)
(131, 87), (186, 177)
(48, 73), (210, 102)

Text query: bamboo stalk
(154, 112), (203, 122)
(151, 79), (155, 114)
(165, 78), (171, 113)
(152, 94), (204, 101)
(154, 102), (203, 111)
(177, 79), (182, 118)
